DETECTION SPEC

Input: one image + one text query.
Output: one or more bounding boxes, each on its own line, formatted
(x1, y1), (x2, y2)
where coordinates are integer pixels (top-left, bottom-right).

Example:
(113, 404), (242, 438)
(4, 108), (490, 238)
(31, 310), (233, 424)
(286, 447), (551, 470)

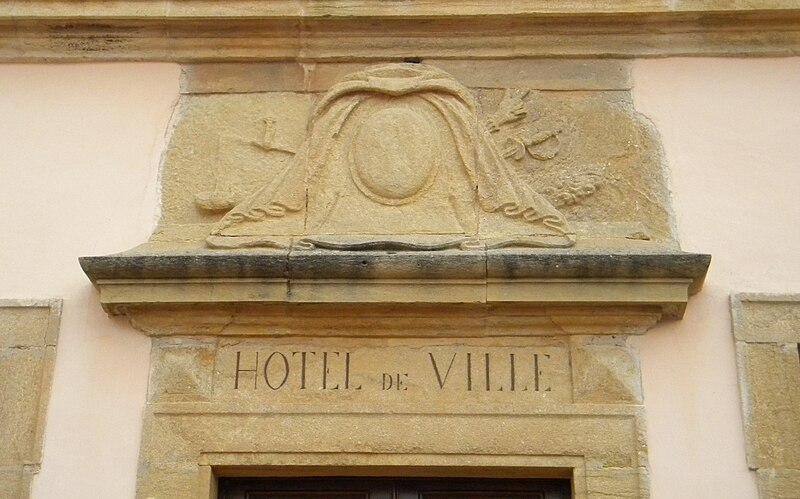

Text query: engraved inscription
(230, 348), (557, 395)
(234, 350), (363, 391)
(427, 352), (550, 392)
(213, 341), (571, 411)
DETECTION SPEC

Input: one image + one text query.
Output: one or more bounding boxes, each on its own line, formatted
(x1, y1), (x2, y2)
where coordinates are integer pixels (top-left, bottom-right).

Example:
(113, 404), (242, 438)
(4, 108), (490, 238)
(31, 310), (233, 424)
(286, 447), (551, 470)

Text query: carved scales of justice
(202, 63), (580, 251)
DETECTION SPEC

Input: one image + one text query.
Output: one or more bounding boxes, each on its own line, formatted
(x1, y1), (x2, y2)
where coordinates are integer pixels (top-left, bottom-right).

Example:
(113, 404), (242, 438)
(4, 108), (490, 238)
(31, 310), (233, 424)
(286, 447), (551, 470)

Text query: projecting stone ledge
(80, 243), (710, 322)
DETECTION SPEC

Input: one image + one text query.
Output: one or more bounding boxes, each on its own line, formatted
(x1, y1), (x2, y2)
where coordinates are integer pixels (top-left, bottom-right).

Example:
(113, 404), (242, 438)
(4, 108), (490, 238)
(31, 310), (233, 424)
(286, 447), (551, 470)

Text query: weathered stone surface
(756, 469), (800, 499)
(6, 2), (800, 19)
(74, 30), (711, 499)
(193, 64), (576, 250)
(210, 337), (572, 411)
(82, 244), (709, 284)
(571, 336), (643, 404)
(485, 250), (710, 293)
(476, 88), (673, 241)
(128, 314), (655, 498)
(738, 342), (800, 469)
(180, 63), (309, 94)
(0, 465), (26, 499)
(80, 245), (709, 321)
(0, 300), (61, 498)
(733, 293), (800, 343)
(149, 338), (216, 403)
(3, 4), (800, 62)
(584, 467), (649, 499)
(158, 62), (676, 248)
(732, 294), (800, 498)
(122, 302), (665, 340)
(159, 92), (313, 230)
(137, 409), (648, 499)
(181, 60), (632, 94)
(0, 305), (50, 347)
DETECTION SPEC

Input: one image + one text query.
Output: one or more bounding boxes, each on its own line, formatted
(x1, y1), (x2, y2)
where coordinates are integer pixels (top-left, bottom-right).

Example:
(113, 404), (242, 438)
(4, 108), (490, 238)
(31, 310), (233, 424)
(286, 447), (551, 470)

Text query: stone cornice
(79, 247), (710, 322)
(2, 2), (800, 61)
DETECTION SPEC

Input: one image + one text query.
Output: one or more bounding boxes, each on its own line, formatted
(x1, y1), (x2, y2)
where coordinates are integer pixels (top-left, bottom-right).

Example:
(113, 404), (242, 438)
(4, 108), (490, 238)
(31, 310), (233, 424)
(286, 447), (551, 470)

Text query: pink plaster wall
(633, 58), (800, 498)
(0, 64), (180, 498)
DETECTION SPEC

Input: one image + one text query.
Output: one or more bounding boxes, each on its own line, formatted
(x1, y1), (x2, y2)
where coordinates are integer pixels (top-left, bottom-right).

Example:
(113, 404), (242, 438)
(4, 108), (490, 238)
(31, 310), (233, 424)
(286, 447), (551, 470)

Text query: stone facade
(79, 59), (709, 499)
(4, 2), (800, 499)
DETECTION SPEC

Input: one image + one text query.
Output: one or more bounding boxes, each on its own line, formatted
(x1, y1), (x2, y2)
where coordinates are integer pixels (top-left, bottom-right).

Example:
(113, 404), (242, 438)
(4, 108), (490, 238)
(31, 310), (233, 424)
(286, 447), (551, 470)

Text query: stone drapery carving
(207, 64), (575, 250)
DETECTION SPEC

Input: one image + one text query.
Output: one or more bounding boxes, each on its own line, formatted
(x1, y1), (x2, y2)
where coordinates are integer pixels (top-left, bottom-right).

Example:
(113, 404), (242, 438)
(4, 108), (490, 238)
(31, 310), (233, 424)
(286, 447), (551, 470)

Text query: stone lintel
(2, 5), (800, 61)
(79, 248), (709, 322)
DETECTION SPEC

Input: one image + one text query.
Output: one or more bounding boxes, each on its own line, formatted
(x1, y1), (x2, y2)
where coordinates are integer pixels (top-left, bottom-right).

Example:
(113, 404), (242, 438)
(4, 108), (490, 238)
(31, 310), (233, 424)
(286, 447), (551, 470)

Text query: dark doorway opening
(219, 477), (571, 499)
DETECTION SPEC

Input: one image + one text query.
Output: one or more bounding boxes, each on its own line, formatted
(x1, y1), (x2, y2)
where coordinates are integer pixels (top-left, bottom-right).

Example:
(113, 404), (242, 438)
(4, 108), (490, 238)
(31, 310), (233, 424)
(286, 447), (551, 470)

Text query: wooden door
(219, 477), (571, 499)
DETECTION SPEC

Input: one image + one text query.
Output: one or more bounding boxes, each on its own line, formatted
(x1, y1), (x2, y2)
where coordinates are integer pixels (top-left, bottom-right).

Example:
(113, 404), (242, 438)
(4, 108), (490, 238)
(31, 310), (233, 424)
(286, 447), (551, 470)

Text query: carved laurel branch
(485, 89), (604, 208)
(486, 89), (562, 163)
(540, 170), (604, 208)
(486, 89), (529, 132)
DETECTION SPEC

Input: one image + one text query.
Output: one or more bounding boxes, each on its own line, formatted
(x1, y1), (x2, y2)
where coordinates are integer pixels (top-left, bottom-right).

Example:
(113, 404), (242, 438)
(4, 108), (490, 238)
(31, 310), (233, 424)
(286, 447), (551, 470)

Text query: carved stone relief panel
(0, 300), (61, 498)
(154, 60), (673, 250)
(475, 88), (670, 241)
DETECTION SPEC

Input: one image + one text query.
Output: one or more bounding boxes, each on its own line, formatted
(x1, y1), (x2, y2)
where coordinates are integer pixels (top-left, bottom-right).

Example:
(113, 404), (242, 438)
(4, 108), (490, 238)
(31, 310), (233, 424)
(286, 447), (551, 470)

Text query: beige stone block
(0, 306), (50, 347)
(136, 464), (201, 499)
(134, 323), (653, 496)
(304, 62), (375, 92)
(97, 278), (289, 307)
(733, 295), (800, 499)
(0, 348), (46, 463)
(0, 301), (60, 498)
(122, 302), (665, 339)
(142, 413), (642, 470)
(733, 294), (800, 343)
(571, 336), (643, 404)
(6, 2), (800, 19)
(756, 468), (800, 499)
(287, 279), (486, 305)
(585, 467), (648, 499)
(0, 1), (169, 17)
(137, 412), (647, 498)
(738, 342), (800, 469)
(427, 59), (631, 90)
(166, 1), (295, 18)
(181, 63), (307, 94)
(210, 337), (572, 413)
(241, 59), (634, 93)
(158, 92), (314, 228)
(486, 278), (689, 316)
(0, 465), (25, 499)
(149, 338), (216, 403)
